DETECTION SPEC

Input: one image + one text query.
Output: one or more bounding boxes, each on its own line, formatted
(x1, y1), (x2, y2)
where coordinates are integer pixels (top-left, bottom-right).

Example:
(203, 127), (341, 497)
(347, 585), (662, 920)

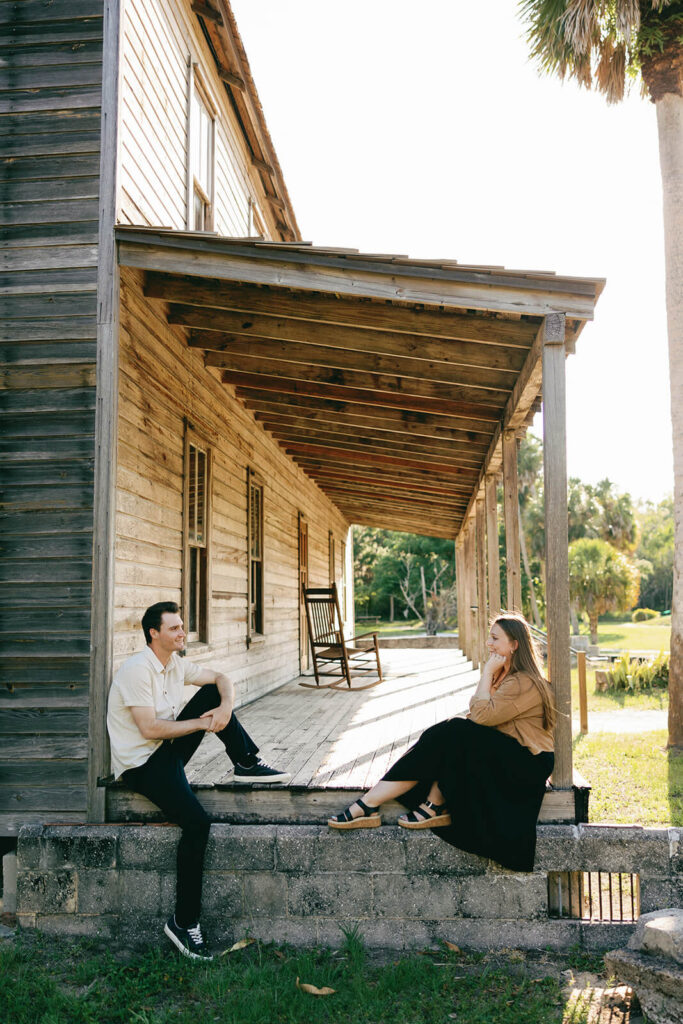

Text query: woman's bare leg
(427, 781), (445, 804)
(331, 779), (417, 822)
(365, 779), (417, 806)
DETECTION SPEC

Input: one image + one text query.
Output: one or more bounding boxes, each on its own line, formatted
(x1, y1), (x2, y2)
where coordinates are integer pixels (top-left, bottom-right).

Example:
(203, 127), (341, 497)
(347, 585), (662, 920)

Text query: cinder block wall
(16, 824), (683, 951)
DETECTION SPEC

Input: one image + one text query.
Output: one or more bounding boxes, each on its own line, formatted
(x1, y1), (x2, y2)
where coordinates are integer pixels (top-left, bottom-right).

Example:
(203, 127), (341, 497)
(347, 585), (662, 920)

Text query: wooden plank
(542, 314), (572, 789)
(0, 785), (87, 812)
(206, 350), (509, 405)
(232, 377), (500, 425)
(502, 431), (522, 611)
(263, 427), (483, 468)
(189, 326), (525, 379)
(485, 473), (501, 616)
(241, 391), (495, 438)
(0, 708), (88, 734)
(299, 467), (475, 500)
(121, 237), (601, 318)
(150, 274), (539, 348)
(0, 0), (104, 24)
(281, 442), (480, 478)
(0, 736), (88, 758)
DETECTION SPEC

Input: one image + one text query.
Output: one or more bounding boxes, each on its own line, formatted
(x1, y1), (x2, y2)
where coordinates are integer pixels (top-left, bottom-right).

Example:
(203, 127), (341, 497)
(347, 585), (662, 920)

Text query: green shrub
(606, 652), (669, 692)
(632, 608), (659, 622)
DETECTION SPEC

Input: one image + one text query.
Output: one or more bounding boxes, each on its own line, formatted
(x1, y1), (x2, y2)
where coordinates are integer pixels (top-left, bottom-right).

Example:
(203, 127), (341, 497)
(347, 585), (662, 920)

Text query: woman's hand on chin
(482, 652), (507, 678)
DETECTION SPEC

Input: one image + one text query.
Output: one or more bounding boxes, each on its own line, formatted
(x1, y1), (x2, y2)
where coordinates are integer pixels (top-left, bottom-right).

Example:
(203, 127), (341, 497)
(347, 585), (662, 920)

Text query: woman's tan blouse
(467, 670), (554, 754)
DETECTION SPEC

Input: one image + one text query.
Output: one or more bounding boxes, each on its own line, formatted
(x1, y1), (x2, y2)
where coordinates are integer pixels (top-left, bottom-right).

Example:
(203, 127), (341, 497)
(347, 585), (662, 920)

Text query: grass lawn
(358, 615), (671, 651)
(573, 729), (683, 827)
(593, 617), (670, 653)
(0, 929), (613, 1024)
(570, 665), (669, 713)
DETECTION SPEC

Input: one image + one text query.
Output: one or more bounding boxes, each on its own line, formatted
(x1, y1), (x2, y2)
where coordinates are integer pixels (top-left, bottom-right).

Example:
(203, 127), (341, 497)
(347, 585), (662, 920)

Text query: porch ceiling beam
(244, 395), (495, 443)
(180, 315), (529, 374)
(318, 489), (468, 513)
(200, 340), (515, 393)
(348, 515), (457, 539)
(121, 237), (600, 317)
(282, 441), (480, 478)
(331, 505), (460, 530)
(282, 437), (482, 471)
(148, 273), (539, 348)
(294, 458), (474, 491)
(262, 425), (483, 466)
(212, 356), (507, 408)
(302, 467), (473, 499)
(226, 373), (500, 424)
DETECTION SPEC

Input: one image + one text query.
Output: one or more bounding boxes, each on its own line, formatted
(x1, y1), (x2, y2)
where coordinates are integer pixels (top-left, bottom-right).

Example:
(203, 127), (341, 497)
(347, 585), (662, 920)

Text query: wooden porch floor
(107, 647), (582, 824)
(186, 648), (477, 791)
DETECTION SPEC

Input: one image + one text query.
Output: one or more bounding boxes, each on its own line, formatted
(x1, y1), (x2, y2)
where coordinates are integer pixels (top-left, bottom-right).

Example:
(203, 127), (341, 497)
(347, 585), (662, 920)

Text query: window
(247, 469), (264, 643)
(183, 432), (211, 643)
(189, 73), (214, 231)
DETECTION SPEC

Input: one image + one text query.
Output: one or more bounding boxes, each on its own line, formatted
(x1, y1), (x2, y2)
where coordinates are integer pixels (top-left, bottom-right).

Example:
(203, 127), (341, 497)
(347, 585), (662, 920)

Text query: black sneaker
(164, 916), (213, 961)
(232, 758), (292, 784)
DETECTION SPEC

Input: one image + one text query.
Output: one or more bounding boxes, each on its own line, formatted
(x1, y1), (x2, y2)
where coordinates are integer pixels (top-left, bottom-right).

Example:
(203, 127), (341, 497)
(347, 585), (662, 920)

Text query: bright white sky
(231, 0), (673, 504)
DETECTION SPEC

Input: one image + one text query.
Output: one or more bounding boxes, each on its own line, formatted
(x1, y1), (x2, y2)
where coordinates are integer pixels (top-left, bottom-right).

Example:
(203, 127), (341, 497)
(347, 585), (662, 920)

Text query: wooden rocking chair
(300, 583), (383, 691)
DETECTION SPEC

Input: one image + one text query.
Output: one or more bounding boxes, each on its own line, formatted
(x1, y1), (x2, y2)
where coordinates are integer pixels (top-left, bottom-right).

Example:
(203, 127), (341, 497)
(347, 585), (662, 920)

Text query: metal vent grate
(547, 871), (640, 922)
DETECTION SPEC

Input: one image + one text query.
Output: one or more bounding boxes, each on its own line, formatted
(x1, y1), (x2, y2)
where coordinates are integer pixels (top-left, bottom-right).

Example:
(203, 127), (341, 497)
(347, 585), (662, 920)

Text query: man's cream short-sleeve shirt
(107, 647), (204, 779)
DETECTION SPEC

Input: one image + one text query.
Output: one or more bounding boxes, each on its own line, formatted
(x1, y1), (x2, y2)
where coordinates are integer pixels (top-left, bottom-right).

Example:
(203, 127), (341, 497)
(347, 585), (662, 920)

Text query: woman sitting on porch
(328, 612), (555, 872)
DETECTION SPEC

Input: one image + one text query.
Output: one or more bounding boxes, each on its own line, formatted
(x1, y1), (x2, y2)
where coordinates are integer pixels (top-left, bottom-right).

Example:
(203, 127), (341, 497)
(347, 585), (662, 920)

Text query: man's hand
(199, 703), (232, 733)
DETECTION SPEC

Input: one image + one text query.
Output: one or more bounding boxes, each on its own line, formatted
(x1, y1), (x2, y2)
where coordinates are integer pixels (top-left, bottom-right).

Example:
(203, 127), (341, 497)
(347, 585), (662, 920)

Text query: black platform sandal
(398, 800), (451, 829)
(328, 797), (381, 830)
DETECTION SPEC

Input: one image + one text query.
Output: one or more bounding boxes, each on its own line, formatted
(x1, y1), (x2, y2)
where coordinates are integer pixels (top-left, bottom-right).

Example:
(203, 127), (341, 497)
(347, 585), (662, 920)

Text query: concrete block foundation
(16, 823), (683, 952)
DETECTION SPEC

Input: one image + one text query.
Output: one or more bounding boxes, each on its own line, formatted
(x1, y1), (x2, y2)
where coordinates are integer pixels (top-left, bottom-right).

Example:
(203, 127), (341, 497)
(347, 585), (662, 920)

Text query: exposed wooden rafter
(117, 228), (604, 537)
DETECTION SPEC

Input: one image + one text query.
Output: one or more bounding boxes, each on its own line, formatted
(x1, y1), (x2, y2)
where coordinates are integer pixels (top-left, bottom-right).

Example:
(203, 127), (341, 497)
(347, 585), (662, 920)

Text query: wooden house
(1, 0), (604, 837)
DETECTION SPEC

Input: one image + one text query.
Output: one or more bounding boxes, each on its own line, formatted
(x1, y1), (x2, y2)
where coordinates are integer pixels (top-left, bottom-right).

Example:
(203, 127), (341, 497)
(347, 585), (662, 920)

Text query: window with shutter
(183, 431), (211, 643)
(247, 469), (264, 642)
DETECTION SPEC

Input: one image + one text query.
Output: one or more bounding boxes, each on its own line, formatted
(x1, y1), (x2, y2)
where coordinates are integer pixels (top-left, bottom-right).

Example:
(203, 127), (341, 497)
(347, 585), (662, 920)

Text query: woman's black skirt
(382, 717), (554, 872)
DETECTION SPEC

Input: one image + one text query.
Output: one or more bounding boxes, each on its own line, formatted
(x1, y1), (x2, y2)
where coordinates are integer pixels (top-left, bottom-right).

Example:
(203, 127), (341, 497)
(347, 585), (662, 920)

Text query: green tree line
(354, 434), (673, 634)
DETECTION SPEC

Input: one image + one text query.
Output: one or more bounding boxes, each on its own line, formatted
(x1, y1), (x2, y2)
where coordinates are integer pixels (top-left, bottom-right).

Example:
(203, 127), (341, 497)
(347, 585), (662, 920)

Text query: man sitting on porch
(107, 600), (291, 961)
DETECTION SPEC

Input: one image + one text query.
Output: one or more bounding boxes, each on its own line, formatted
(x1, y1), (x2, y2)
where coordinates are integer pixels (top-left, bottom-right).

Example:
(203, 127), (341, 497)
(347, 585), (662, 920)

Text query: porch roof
(116, 226), (605, 539)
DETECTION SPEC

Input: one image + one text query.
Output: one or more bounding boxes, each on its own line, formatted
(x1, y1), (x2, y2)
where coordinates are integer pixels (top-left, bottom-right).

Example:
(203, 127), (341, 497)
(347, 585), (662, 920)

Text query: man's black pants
(122, 685), (258, 928)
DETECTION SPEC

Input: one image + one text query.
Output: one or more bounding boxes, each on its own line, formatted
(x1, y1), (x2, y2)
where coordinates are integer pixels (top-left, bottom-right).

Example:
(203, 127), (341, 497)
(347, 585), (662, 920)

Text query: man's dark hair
(141, 601), (180, 645)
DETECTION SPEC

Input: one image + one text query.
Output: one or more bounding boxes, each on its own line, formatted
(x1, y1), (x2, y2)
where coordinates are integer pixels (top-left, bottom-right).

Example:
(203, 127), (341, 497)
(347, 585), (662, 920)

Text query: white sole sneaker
(232, 770), (292, 784)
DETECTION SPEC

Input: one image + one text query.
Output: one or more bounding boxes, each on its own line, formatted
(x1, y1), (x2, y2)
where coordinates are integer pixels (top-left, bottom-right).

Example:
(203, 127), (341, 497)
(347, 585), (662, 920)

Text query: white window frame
(187, 65), (216, 232)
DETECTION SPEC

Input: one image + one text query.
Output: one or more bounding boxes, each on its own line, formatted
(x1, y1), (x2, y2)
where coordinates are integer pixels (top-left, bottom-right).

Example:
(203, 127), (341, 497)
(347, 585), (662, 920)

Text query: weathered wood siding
(0, 0), (105, 833)
(116, 267), (351, 705)
(118, 0), (273, 238)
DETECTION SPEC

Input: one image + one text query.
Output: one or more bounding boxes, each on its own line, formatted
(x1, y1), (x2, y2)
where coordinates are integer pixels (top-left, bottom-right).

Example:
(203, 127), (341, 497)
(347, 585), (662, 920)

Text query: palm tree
(519, 0), (683, 747)
(568, 538), (641, 643)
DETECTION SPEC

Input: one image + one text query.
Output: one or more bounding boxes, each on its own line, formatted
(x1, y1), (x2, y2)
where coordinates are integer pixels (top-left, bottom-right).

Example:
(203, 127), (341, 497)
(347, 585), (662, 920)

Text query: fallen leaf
(220, 937), (256, 956)
(443, 941), (461, 953)
(296, 977), (336, 997)
(273, 950), (286, 961)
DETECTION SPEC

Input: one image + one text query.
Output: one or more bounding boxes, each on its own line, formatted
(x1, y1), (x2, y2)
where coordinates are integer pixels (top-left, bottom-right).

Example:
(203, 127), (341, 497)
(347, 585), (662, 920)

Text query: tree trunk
(655, 92), (683, 747)
(589, 613), (599, 646)
(519, 512), (542, 628)
(569, 602), (579, 635)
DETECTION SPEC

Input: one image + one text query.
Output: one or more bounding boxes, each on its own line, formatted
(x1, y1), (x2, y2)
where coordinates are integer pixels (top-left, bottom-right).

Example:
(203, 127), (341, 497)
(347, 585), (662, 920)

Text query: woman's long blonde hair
(493, 612), (556, 731)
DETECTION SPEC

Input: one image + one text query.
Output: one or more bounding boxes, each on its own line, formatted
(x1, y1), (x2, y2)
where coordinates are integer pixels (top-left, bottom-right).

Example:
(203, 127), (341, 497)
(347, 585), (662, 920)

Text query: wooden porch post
(467, 516), (479, 668)
(88, 0), (123, 822)
(542, 313), (572, 789)
(462, 520), (473, 663)
(502, 430), (522, 611)
(476, 496), (488, 663)
(485, 473), (501, 617)
(455, 536), (466, 655)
